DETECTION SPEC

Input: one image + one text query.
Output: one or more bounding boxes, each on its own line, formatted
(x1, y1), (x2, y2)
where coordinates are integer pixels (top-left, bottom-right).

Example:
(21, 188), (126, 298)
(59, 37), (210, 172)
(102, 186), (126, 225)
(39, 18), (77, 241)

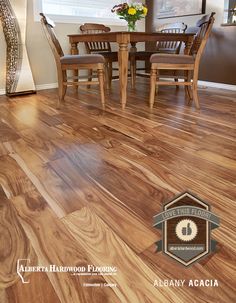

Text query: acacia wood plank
(0, 155), (35, 198)
(0, 121), (20, 142)
(19, 129), (64, 162)
(0, 143), (8, 156)
(57, 118), (236, 203)
(50, 156), (158, 253)
(51, 94), (154, 142)
(8, 104), (63, 141)
(65, 99), (161, 131)
(62, 207), (181, 303)
(25, 95), (60, 116)
(4, 272), (60, 303)
(11, 190), (120, 303)
(0, 185), (7, 199)
(152, 124), (236, 165)
(3, 140), (84, 218)
(105, 136), (236, 202)
(54, 142), (173, 223)
(0, 106), (28, 132)
(0, 290), (8, 303)
(0, 197), (37, 288)
(32, 164), (84, 216)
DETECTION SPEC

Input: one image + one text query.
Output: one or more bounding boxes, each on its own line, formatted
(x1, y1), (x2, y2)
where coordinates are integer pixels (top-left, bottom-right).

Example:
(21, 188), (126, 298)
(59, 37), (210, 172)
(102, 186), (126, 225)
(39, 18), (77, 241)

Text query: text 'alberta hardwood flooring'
(0, 78), (235, 302)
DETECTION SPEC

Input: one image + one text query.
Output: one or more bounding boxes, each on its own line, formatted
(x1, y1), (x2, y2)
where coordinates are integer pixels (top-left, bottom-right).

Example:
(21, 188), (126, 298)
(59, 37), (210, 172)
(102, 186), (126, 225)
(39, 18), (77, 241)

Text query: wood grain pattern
(50, 156), (158, 253)
(0, 79), (236, 302)
(11, 190), (119, 303)
(4, 272), (60, 303)
(62, 207), (181, 303)
(0, 155), (35, 198)
(0, 197), (37, 288)
(0, 121), (20, 142)
(19, 129), (64, 161)
(0, 143), (9, 157)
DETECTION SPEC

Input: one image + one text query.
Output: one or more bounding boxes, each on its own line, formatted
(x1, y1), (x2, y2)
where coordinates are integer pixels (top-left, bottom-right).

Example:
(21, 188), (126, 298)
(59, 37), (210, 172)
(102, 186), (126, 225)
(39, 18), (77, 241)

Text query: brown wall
(146, 0), (236, 85)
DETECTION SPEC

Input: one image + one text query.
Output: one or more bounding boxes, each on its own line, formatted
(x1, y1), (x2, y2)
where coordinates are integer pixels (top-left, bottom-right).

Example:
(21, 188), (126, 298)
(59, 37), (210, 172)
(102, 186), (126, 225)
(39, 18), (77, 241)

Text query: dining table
(68, 31), (195, 109)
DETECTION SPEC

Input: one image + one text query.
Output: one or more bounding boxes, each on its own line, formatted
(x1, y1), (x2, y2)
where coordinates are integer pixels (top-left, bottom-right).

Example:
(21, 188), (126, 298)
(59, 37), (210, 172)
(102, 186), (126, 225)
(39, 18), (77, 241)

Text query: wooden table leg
(71, 42), (79, 90)
(117, 33), (130, 109)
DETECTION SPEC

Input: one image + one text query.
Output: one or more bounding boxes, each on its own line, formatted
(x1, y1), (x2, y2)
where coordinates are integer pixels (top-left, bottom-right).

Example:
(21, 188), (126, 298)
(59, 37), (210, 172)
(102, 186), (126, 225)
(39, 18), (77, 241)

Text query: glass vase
(127, 20), (137, 32)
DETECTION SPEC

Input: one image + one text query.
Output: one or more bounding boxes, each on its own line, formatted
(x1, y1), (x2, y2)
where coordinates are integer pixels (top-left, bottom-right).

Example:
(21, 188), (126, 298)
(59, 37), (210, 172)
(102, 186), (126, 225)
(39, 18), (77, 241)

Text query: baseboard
(198, 81), (236, 91)
(36, 83), (58, 90)
(159, 78), (236, 91)
(0, 83), (58, 95)
(35, 80), (236, 91)
(0, 80), (235, 96)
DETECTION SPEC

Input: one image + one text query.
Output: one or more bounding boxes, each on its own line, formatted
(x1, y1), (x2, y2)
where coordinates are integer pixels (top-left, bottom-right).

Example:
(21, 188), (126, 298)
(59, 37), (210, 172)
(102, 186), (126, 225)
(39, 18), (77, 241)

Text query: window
(223, 0), (236, 24)
(34, 0), (126, 25)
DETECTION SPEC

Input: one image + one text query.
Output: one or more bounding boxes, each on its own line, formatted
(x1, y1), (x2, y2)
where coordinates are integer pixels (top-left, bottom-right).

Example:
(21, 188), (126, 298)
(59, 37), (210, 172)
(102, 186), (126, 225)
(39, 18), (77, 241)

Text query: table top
(68, 31), (195, 43)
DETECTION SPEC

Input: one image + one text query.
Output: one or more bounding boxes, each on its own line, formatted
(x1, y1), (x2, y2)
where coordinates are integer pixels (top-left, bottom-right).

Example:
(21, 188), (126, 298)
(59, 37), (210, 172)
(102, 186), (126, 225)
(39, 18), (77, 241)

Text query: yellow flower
(143, 7), (148, 16)
(128, 7), (136, 15)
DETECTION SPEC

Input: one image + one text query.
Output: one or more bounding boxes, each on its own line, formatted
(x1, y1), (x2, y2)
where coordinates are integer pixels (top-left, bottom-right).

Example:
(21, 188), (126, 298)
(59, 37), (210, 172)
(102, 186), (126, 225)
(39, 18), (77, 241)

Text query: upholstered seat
(60, 54), (105, 64)
(150, 54), (194, 64)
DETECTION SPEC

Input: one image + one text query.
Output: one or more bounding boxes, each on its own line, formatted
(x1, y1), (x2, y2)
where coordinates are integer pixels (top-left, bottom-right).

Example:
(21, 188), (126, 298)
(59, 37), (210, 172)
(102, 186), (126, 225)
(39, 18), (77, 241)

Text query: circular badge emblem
(175, 219), (198, 242)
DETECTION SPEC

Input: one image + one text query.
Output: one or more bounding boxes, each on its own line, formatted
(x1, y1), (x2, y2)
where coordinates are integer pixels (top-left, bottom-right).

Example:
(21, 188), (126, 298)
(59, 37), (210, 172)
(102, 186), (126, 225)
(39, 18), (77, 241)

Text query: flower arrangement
(111, 2), (148, 31)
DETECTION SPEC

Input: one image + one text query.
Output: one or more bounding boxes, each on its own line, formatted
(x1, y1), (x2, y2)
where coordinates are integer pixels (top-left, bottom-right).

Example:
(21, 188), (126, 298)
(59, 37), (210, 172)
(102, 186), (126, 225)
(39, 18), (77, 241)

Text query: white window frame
(33, 0), (126, 26)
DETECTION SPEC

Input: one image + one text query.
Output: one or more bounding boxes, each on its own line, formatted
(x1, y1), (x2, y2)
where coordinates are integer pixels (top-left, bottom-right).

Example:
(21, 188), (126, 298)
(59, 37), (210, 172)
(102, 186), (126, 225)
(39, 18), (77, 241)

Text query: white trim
(0, 81), (235, 96)
(198, 81), (236, 91)
(160, 78), (236, 91)
(0, 83), (58, 95)
(36, 83), (58, 90)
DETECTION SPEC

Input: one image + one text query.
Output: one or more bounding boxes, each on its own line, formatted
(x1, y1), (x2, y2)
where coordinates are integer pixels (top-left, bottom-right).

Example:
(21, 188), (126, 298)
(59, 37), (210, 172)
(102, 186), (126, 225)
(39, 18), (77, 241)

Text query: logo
(17, 259), (117, 284)
(153, 191), (220, 266)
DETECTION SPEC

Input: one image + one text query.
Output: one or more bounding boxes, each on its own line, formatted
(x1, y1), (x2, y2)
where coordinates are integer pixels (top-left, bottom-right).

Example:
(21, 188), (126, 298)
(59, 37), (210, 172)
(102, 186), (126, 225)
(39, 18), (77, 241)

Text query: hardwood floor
(0, 79), (236, 302)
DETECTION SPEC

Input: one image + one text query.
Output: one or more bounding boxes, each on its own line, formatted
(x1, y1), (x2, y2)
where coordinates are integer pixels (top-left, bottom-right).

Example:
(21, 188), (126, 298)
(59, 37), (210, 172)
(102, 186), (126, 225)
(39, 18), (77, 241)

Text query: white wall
(0, 0), (145, 93)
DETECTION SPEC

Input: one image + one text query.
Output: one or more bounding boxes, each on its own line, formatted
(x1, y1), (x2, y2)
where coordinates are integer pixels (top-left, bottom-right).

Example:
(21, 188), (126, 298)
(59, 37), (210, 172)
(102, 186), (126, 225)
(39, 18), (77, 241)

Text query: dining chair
(130, 22), (187, 88)
(80, 23), (118, 89)
(40, 14), (105, 108)
(149, 12), (215, 109)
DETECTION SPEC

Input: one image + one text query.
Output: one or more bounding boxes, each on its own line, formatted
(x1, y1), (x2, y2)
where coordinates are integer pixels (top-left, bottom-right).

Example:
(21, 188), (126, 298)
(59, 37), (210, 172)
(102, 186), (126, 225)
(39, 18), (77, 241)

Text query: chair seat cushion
(60, 54), (105, 64)
(150, 54), (195, 64)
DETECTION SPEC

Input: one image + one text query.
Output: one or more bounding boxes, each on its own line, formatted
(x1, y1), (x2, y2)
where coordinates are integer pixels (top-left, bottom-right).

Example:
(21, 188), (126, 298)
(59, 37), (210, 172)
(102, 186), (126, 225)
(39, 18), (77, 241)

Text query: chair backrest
(190, 12), (215, 56)
(40, 13), (64, 63)
(156, 22), (187, 53)
(80, 23), (112, 53)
